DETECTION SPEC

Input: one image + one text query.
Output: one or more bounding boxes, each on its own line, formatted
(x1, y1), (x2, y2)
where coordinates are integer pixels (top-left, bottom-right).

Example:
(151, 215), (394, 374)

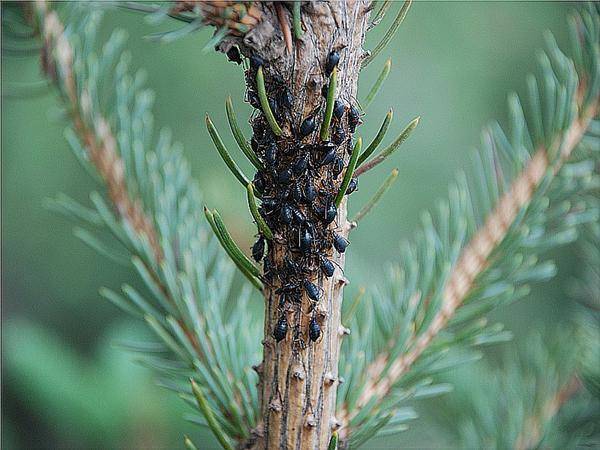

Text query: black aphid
(252, 235), (265, 262)
(265, 142), (277, 166)
(248, 91), (260, 109)
(321, 84), (329, 98)
(303, 279), (321, 301)
(348, 105), (361, 133)
(280, 89), (293, 109)
(309, 316), (321, 342)
(332, 125), (346, 145)
(292, 184), (305, 203)
(332, 157), (344, 178)
(292, 154), (309, 175)
(280, 204), (293, 224)
(299, 116), (316, 137)
(333, 233), (349, 253)
(273, 314), (288, 342)
(333, 100), (345, 119)
(323, 204), (337, 224)
(226, 46), (242, 64)
(320, 148), (337, 166)
(319, 257), (335, 277)
(300, 228), (313, 253)
(250, 54), (265, 69)
(253, 172), (265, 193)
(278, 168), (292, 184)
(325, 50), (340, 76)
(346, 178), (358, 194)
(305, 180), (317, 202)
(269, 97), (280, 119)
(291, 207), (306, 225)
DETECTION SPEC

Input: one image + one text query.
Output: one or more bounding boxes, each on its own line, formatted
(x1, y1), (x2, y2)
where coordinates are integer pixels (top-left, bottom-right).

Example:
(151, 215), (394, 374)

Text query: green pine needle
(364, 58), (392, 108)
(226, 95), (263, 170)
(246, 183), (274, 240)
(357, 109), (394, 167)
(352, 168), (399, 223)
(335, 137), (362, 207)
(206, 113), (251, 187)
(355, 116), (419, 176)
(293, 2), (303, 39)
(256, 66), (282, 136)
(321, 67), (338, 141)
(191, 379), (234, 450)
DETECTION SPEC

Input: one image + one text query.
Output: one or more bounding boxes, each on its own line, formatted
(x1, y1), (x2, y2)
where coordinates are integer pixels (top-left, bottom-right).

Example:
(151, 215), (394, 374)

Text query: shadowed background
(2, 2), (576, 448)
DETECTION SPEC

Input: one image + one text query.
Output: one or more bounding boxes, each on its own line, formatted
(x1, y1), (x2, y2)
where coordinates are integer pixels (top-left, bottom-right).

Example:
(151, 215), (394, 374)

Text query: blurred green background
(3, 2), (579, 449)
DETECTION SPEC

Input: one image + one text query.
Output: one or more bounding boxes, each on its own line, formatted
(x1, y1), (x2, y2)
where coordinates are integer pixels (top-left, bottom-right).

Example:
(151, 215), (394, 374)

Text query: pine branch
(338, 5), (600, 445)
(36, 3), (262, 446)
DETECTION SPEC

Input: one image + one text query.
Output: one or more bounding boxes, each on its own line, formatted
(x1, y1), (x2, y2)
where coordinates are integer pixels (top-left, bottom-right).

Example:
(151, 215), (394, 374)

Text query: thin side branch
(340, 97), (598, 427)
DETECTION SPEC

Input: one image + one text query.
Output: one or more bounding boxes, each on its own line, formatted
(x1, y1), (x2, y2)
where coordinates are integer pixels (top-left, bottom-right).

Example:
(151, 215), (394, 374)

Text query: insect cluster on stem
(243, 50), (361, 346)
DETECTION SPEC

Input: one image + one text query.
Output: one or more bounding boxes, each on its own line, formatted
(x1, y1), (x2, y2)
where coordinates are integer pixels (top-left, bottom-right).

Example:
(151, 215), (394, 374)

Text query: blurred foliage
(2, 2), (582, 449)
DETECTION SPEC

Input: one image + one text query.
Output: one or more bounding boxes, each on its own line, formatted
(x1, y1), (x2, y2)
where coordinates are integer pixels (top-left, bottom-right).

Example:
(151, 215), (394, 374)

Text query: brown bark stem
(219, 2), (370, 449)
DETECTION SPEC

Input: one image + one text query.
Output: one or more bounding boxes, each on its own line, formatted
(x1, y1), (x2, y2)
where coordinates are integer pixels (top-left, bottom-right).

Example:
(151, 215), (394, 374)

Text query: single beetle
(273, 314), (288, 342)
(319, 256), (335, 278)
(333, 99), (345, 119)
(252, 235), (265, 262)
(299, 116), (316, 137)
(226, 46), (242, 64)
(325, 50), (340, 76)
(346, 178), (358, 194)
(292, 154), (309, 175)
(333, 233), (349, 253)
(332, 157), (344, 178)
(300, 228), (313, 253)
(348, 105), (362, 132)
(305, 180), (317, 202)
(250, 54), (265, 69)
(280, 204), (293, 224)
(320, 148), (337, 166)
(280, 89), (293, 109)
(278, 168), (292, 184)
(303, 279), (321, 301)
(309, 316), (321, 342)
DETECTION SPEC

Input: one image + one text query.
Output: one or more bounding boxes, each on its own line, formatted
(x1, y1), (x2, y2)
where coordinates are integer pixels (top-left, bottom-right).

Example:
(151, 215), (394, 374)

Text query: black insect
(332, 125), (346, 145)
(333, 233), (349, 253)
(280, 89), (293, 109)
(226, 46), (242, 64)
(292, 184), (305, 203)
(320, 147), (337, 166)
(346, 178), (358, 194)
(300, 228), (313, 253)
(319, 256), (335, 278)
(348, 105), (361, 133)
(332, 157), (344, 178)
(303, 279), (321, 301)
(265, 142), (277, 166)
(305, 180), (317, 202)
(248, 90), (260, 109)
(278, 168), (292, 184)
(252, 236), (265, 262)
(309, 316), (321, 342)
(291, 206), (306, 225)
(292, 154), (309, 175)
(333, 100), (345, 119)
(253, 172), (266, 193)
(250, 54), (264, 69)
(274, 314), (288, 342)
(269, 97), (280, 119)
(299, 116), (316, 137)
(284, 256), (301, 274)
(321, 84), (329, 98)
(325, 50), (340, 76)
(280, 204), (293, 224)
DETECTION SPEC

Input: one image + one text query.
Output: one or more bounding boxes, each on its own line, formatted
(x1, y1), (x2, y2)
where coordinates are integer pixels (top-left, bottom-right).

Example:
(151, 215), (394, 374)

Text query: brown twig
(515, 375), (582, 450)
(275, 2), (293, 54)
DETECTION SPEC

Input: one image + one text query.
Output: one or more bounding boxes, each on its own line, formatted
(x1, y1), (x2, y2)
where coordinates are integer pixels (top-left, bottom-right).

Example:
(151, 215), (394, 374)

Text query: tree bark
(219, 2), (370, 448)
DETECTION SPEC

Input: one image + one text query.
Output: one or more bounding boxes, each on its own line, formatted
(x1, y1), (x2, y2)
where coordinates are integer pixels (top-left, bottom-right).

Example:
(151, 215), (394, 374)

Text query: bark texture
(217, 2), (370, 449)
